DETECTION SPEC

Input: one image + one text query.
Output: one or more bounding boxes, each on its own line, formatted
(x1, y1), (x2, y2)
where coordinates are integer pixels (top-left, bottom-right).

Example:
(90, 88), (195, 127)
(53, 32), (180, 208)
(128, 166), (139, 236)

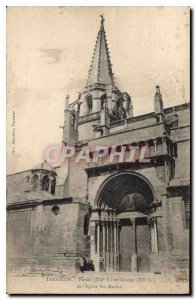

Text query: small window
(42, 175), (49, 191)
(83, 214), (90, 236)
(86, 95), (93, 114)
(174, 143), (178, 158)
(52, 205), (59, 215)
(51, 179), (56, 195)
(100, 93), (107, 110)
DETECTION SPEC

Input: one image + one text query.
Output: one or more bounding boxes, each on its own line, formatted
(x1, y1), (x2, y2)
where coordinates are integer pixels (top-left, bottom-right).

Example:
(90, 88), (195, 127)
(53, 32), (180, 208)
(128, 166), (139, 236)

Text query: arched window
(70, 113), (77, 130)
(122, 92), (131, 113)
(33, 175), (39, 191)
(100, 93), (107, 110)
(85, 94), (93, 114)
(116, 98), (123, 120)
(51, 179), (56, 195)
(42, 175), (49, 191)
(117, 97), (123, 109)
(83, 214), (90, 236)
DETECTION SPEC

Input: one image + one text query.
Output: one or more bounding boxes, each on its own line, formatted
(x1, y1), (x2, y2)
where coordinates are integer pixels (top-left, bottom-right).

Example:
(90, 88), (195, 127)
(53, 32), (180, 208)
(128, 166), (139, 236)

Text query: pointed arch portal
(90, 173), (158, 272)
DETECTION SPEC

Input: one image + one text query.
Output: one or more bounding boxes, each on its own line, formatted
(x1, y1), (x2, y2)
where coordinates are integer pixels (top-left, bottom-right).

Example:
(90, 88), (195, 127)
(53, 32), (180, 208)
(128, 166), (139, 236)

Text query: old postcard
(6, 6), (190, 294)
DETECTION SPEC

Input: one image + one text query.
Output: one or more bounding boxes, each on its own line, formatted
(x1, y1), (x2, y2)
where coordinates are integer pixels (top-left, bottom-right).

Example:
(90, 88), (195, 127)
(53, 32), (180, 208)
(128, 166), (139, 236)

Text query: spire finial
(65, 94), (69, 110)
(155, 85), (162, 101)
(100, 14), (105, 26)
(154, 85), (164, 118)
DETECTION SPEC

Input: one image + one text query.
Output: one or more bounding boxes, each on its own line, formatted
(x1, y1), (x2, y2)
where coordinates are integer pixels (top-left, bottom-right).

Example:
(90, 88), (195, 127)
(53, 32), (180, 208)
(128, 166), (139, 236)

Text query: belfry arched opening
(90, 173), (157, 272)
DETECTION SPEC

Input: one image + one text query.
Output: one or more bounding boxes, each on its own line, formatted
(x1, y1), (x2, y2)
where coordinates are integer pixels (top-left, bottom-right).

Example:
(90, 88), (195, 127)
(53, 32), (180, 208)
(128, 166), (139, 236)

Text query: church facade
(7, 17), (190, 274)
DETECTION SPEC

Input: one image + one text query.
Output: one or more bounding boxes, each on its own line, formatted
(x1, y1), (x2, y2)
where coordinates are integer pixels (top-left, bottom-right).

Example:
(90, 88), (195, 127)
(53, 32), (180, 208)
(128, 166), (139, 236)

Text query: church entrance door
(92, 173), (155, 272)
(118, 213), (150, 272)
(120, 223), (150, 272)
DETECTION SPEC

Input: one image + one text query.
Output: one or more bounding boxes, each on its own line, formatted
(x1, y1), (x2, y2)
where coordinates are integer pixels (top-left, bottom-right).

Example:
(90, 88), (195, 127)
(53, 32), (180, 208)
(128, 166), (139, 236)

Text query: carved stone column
(150, 218), (155, 253)
(118, 223), (121, 271)
(94, 220), (100, 271)
(153, 217), (158, 253)
(90, 221), (96, 258)
(113, 219), (117, 270)
(102, 220), (106, 253)
(90, 220), (98, 271)
(102, 220), (106, 270)
(110, 218), (114, 271)
(105, 219), (110, 271)
(150, 217), (158, 253)
(114, 220), (117, 252)
(130, 218), (137, 272)
(116, 220), (120, 271)
(96, 221), (100, 255)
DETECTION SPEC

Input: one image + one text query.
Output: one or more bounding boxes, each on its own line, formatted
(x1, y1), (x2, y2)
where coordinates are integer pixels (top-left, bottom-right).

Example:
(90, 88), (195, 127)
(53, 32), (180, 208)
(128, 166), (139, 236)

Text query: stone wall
(7, 201), (90, 274)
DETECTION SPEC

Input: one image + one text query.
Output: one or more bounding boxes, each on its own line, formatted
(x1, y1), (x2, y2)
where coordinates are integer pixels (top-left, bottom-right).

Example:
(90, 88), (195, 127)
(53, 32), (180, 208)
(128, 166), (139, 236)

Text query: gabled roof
(86, 15), (114, 88)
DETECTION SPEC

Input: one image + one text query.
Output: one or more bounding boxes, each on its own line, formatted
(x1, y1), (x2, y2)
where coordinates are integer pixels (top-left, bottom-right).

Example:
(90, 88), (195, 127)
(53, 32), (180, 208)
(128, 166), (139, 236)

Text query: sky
(7, 6), (190, 174)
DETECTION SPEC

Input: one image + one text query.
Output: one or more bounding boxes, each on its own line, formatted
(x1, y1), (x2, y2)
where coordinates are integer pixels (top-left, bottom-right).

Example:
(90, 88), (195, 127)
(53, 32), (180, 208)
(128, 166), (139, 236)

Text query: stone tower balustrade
(83, 137), (176, 172)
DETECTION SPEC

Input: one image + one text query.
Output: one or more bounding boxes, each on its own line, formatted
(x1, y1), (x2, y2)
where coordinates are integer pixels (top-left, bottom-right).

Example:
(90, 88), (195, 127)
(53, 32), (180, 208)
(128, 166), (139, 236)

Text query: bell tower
(70, 15), (133, 141)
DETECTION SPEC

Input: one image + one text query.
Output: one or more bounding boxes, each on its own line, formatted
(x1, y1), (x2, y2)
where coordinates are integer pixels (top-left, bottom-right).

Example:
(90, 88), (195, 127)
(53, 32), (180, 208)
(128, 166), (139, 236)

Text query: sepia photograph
(6, 6), (190, 294)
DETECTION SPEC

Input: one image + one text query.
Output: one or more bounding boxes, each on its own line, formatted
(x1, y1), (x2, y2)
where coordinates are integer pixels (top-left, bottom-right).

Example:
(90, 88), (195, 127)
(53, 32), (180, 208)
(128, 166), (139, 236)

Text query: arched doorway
(90, 172), (156, 272)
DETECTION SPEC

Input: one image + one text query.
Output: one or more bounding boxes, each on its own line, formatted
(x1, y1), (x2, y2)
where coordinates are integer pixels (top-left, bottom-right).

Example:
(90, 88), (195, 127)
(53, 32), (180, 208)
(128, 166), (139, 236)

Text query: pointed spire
(65, 94), (69, 110)
(86, 15), (114, 88)
(154, 85), (164, 117)
(154, 85), (162, 102)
